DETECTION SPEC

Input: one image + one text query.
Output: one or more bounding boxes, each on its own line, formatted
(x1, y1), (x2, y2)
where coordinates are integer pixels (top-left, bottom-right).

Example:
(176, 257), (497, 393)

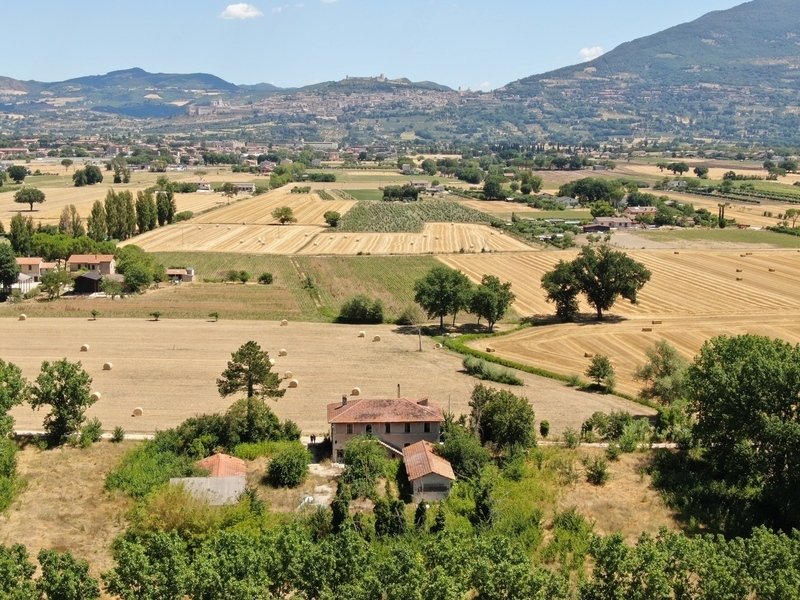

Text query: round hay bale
(434, 343), (442, 349)
(18, 314), (26, 321)
(486, 346), (495, 353)
(358, 331), (366, 338)
(103, 362), (113, 371)
(350, 387), (361, 396)
(80, 344), (89, 352)
(132, 407), (143, 417)
(284, 370), (293, 380)
(269, 358), (276, 367)
(278, 349), (288, 357)
(90, 391), (101, 401)
(372, 335), (381, 342)
(288, 378), (299, 388)
(736, 269), (743, 273)
(280, 319), (288, 326)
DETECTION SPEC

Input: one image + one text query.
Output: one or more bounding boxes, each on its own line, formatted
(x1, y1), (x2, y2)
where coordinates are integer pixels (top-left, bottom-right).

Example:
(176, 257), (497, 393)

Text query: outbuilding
(402, 440), (455, 501)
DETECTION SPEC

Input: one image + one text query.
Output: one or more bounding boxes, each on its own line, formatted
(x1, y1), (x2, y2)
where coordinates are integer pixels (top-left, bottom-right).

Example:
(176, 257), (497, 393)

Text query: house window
(404, 423), (411, 433)
(385, 423), (391, 434)
(365, 425), (373, 435)
(346, 424), (353, 434)
(424, 422), (431, 433)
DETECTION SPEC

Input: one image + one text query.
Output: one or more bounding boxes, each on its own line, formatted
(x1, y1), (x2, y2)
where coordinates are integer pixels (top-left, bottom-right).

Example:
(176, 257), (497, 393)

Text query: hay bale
(278, 349), (288, 357)
(372, 335), (381, 342)
(673, 251), (679, 255)
(486, 347), (496, 353)
(103, 362), (113, 371)
(80, 344), (90, 352)
(288, 379), (299, 388)
(132, 407), (143, 417)
(736, 277), (743, 281)
(90, 391), (101, 401)
(18, 314), (26, 321)
(651, 320), (662, 325)
(284, 370), (293, 380)
(746, 252), (753, 256)
(358, 331), (366, 338)
(584, 352), (594, 358)
(642, 327), (653, 332)
(280, 319), (288, 326)
(769, 268), (776, 272)
(350, 387), (361, 396)
(434, 343), (442, 349)
(736, 269), (743, 273)
(269, 358), (276, 367)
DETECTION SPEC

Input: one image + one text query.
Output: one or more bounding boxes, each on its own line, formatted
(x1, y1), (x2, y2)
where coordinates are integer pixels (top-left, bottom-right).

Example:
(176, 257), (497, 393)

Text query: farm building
(402, 440), (455, 501)
(196, 453), (246, 477)
(169, 476), (246, 506)
(591, 216), (634, 229)
(73, 271), (103, 295)
(166, 268), (196, 283)
(15, 257), (56, 282)
(234, 183), (256, 194)
(66, 254), (116, 275)
(327, 396), (443, 462)
(624, 206), (658, 221)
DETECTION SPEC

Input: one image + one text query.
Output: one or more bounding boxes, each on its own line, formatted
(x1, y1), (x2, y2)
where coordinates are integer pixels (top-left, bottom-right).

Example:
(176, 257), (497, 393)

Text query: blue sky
(7, 1), (742, 90)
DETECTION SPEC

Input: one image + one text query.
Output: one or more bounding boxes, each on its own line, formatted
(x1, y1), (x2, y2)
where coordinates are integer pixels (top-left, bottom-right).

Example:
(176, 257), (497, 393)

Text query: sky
(5, 0), (744, 90)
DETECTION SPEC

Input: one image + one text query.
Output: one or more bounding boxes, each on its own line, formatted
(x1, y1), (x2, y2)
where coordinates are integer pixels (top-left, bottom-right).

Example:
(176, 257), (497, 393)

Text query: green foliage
(437, 420), (490, 479)
(0, 358), (27, 438)
(266, 443), (310, 488)
(217, 341), (284, 400)
(413, 265), (473, 330)
(563, 428), (580, 449)
(115, 245), (165, 293)
(483, 175), (506, 200)
(6, 165), (28, 184)
(40, 269), (73, 300)
(470, 384), (536, 450)
(232, 439), (300, 460)
(0, 543), (37, 598)
(541, 259), (581, 321)
(462, 356), (523, 385)
(633, 340), (688, 403)
(80, 417), (103, 447)
(111, 426), (125, 443)
(584, 456), (609, 485)
(341, 435), (388, 498)
(337, 294), (384, 324)
(37, 548), (100, 600)
(539, 420), (550, 438)
(271, 206), (297, 224)
(469, 274), (514, 332)
(0, 438), (22, 512)
(105, 439), (199, 499)
(30, 359), (95, 446)
(323, 210), (341, 227)
(374, 497), (408, 537)
(257, 272), (274, 284)
(382, 184), (420, 201)
(558, 177), (625, 205)
(585, 355), (614, 389)
(338, 199), (498, 233)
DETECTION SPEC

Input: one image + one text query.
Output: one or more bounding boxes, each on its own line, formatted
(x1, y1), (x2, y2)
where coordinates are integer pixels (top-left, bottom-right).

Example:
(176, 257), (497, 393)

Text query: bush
(539, 420), (550, 438)
(233, 439), (299, 460)
(258, 272), (273, 285)
(266, 443), (310, 488)
(80, 417), (103, 447)
(462, 356), (523, 386)
(563, 428), (580, 449)
(605, 442), (622, 461)
(341, 436), (388, 498)
(238, 271), (250, 284)
(105, 440), (198, 499)
(174, 211), (193, 222)
(337, 294), (384, 324)
(584, 456), (610, 485)
(395, 304), (423, 326)
(111, 426), (125, 443)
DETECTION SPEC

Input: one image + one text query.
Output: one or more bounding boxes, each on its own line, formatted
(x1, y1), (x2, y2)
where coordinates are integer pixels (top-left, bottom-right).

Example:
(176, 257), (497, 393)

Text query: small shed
(196, 453), (246, 477)
(402, 440), (455, 501)
(73, 271), (102, 295)
(169, 476), (246, 506)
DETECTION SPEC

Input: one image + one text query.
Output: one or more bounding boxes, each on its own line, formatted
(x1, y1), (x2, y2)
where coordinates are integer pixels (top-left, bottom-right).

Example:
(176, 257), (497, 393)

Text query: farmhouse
(402, 440), (455, 501)
(327, 396), (443, 462)
(234, 183), (256, 194)
(591, 216), (634, 229)
(166, 268), (196, 283)
(15, 257), (57, 282)
(66, 254), (116, 275)
(624, 206), (658, 221)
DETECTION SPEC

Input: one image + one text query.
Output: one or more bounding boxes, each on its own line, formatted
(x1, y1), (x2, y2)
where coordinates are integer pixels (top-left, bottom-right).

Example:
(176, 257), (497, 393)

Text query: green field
(633, 228), (800, 248)
(344, 189), (384, 201)
(338, 200), (498, 233)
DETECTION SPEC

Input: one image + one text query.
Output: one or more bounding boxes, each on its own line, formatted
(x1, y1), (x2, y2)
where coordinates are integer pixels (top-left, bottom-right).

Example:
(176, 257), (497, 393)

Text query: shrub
(341, 436), (388, 498)
(208, 311), (219, 322)
(149, 311), (161, 321)
(539, 420), (550, 438)
(233, 439), (298, 460)
(395, 304), (423, 326)
(584, 456), (610, 485)
(563, 428), (580, 449)
(323, 210), (341, 227)
(226, 270), (240, 282)
(266, 443), (311, 488)
(237, 271), (250, 283)
(258, 272), (273, 285)
(105, 440), (198, 499)
(174, 211), (193, 222)
(462, 356), (523, 386)
(337, 294), (384, 324)
(605, 442), (622, 461)
(80, 417), (103, 447)
(111, 426), (125, 443)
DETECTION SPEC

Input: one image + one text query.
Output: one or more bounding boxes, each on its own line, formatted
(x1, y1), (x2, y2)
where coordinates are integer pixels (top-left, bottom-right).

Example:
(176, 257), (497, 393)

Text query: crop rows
(338, 199), (500, 233)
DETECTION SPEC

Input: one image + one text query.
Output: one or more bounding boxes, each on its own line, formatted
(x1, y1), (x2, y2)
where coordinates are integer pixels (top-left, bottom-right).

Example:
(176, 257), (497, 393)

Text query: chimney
(341, 394), (348, 406)
(397, 384), (401, 399)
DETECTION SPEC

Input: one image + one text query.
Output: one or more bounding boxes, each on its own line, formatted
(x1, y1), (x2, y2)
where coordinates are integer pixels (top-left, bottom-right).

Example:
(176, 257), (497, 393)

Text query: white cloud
(578, 46), (604, 62)
(219, 3), (263, 19)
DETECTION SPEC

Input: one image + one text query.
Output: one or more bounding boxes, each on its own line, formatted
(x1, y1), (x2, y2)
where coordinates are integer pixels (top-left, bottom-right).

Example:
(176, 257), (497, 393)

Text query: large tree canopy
(413, 265), (473, 330)
(13, 187), (45, 212)
(469, 274), (515, 332)
(0, 244), (19, 291)
(217, 341), (284, 400)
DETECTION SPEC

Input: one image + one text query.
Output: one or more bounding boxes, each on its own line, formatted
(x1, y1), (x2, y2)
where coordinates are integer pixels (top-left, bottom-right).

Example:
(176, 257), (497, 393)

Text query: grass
(633, 228), (800, 248)
(516, 210), (591, 220)
(344, 189), (385, 201)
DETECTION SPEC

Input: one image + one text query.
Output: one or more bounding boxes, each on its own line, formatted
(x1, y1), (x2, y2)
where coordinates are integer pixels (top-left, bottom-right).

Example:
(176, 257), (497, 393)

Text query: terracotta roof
(403, 441), (455, 481)
(67, 254), (115, 264)
(15, 257), (43, 265)
(327, 398), (443, 424)
(195, 453), (246, 477)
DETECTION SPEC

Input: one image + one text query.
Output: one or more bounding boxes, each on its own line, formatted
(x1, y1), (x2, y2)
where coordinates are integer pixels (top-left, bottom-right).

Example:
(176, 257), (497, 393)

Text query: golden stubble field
(441, 248), (800, 396)
(3, 318), (652, 436)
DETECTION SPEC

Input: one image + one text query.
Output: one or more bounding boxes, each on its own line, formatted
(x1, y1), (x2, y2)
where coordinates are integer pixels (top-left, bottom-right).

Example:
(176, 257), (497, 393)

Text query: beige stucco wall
(331, 421), (440, 460)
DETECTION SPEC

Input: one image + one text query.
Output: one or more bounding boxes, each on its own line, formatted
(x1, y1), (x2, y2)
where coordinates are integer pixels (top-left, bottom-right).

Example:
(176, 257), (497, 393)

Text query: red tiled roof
(67, 254), (115, 264)
(327, 398), (443, 424)
(195, 453), (246, 477)
(15, 257), (43, 265)
(403, 441), (455, 481)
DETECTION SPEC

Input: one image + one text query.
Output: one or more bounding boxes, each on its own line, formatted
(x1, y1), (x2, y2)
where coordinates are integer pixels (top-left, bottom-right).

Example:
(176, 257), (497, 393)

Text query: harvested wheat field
(657, 191), (790, 228)
(193, 186), (355, 226)
(3, 318), (652, 436)
(0, 442), (134, 576)
(441, 248), (800, 395)
(127, 222), (532, 255)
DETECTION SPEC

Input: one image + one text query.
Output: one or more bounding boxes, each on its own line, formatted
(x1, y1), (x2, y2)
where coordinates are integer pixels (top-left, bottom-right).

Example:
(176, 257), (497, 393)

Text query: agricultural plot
(441, 248), (800, 395)
(343, 189), (384, 201)
(337, 199), (502, 233)
(2, 319), (651, 435)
